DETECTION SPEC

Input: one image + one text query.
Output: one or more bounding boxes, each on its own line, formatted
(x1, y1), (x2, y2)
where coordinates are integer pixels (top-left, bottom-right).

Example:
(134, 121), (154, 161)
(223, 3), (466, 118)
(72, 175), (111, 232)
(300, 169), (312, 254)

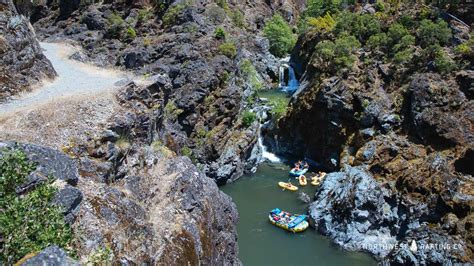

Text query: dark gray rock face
(0, 0), (56, 101)
(310, 166), (398, 258)
(0, 141), (79, 186)
(53, 185), (83, 224)
(20, 246), (78, 266)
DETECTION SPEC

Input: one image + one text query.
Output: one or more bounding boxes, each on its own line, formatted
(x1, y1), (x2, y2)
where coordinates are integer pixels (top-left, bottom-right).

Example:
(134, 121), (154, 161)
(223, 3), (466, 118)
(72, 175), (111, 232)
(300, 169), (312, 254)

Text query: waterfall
(279, 65), (286, 88)
(278, 58), (299, 93)
(286, 66), (299, 92)
(257, 123), (281, 163)
(258, 135), (281, 163)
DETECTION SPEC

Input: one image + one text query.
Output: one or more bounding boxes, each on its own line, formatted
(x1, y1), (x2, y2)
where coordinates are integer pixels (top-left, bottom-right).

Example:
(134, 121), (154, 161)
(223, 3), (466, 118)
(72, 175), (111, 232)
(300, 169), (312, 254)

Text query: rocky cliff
(13, 0), (304, 184)
(270, 2), (473, 264)
(0, 0), (56, 101)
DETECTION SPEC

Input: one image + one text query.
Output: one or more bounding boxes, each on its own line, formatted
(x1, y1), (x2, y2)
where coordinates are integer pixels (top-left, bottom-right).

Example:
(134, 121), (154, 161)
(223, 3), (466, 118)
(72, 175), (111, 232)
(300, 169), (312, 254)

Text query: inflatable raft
(269, 208), (309, 233)
(289, 168), (308, 177)
(311, 172), (326, 186)
(278, 182), (298, 191)
(299, 175), (307, 186)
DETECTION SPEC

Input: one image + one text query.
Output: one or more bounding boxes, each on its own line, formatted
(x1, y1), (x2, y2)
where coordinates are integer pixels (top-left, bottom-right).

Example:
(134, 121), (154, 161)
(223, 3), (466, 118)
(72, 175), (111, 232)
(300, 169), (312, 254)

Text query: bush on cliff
(264, 14), (297, 57)
(0, 149), (73, 264)
(240, 59), (263, 90)
(417, 19), (452, 48)
(314, 34), (361, 73)
(218, 42), (237, 58)
(214, 27), (227, 40)
(241, 111), (257, 127)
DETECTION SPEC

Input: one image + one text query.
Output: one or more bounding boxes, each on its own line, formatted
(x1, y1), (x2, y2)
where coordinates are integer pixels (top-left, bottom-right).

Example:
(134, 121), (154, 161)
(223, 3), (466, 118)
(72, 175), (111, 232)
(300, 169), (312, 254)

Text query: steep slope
(14, 0), (305, 184)
(0, 0), (56, 101)
(270, 2), (473, 264)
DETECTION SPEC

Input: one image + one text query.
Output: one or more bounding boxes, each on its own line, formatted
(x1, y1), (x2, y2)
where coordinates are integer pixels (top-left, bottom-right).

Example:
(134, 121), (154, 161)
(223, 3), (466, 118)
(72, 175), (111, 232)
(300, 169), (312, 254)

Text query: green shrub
(107, 13), (125, 38)
(263, 14), (297, 57)
(417, 19), (452, 48)
(314, 34), (360, 72)
(375, 0), (385, 12)
(367, 32), (388, 50)
(218, 42), (237, 58)
(125, 27), (137, 40)
(434, 48), (456, 74)
(240, 59), (263, 90)
(393, 49), (413, 64)
(0, 149), (73, 264)
(138, 8), (153, 22)
(306, 13), (335, 33)
(335, 12), (381, 43)
(231, 10), (245, 28)
(304, 0), (342, 18)
(454, 37), (473, 59)
(162, 4), (186, 26)
(241, 111), (257, 127)
(270, 98), (288, 120)
(214, 27), (227, 40)
(216, 0), (229, 10)
(164, 101), (184, 120)
(180, 146), (193, 157)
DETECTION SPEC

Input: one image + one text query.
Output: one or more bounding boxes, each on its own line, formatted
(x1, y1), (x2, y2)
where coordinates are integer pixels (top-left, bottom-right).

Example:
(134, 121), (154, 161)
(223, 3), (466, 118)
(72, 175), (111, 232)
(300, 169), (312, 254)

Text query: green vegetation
(306, 13), (335, 33)
(164, 101), (184, 120)
(241, 111), (257, 127)
(216, 0), (228, 9)
(107, 12), (125, 38)
(86, 246), (114, 265)
(417, 19), (452, 48)
(263, 14), (297, 57)
(299, 2), (457, 74)
(231, 10), (245, 28)
(0, 149), (73, 264)
(334, 12), (381, 43)
(138, 8), (153, 23)
(454, 37), (474, 61)
(180, 146), (193, 157)
(214, 27), (227, 40)
(163, 4), (186, 26)
(269, 98), (288, 120)
(218, 42), (237, 58)
(125, 27), (137, 40)
(304, 0), (342, 18)
(314, 34), (361, 72)
(240, 59), (263, 90)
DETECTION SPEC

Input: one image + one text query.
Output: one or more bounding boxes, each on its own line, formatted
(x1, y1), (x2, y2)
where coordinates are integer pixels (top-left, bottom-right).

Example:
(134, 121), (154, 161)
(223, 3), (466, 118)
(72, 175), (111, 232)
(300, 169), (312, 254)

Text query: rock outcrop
(271, 3), (474, 263)
(0, 0), (55, 102)
(19, 246), (79, 266)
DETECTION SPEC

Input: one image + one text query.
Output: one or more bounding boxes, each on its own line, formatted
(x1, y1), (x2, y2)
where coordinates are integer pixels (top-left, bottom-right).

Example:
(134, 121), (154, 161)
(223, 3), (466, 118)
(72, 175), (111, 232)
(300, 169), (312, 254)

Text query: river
(222, 161), (377, 266)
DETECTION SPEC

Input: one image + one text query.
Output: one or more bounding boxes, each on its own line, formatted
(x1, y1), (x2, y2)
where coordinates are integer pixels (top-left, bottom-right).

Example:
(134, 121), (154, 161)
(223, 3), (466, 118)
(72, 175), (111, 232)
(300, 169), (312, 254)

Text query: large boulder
(310, 166), (398, 258)
(0, 0), (56, 101)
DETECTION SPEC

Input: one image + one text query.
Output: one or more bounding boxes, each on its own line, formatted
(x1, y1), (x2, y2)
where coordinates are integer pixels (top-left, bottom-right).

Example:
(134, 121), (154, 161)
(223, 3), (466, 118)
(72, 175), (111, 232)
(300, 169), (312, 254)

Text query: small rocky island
(0, 0), (472, 264)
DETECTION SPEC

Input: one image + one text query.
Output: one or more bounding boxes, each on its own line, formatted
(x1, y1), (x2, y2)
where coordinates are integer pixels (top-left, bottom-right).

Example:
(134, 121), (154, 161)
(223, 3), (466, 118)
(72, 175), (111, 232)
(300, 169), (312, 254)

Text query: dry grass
(0, 91), (121, 150)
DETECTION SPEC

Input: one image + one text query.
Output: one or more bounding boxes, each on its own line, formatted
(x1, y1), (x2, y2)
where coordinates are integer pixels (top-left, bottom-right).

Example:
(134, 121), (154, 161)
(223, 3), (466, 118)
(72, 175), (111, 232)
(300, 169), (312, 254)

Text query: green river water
(222, 162), (377, 266)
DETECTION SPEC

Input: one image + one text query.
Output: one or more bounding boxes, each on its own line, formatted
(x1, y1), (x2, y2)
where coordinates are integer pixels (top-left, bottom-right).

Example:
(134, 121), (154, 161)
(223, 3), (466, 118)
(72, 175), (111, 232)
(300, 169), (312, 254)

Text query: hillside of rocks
(12, 0), (305, 184)
(269, 2), (473, 264)
(0, 0), (56, 102)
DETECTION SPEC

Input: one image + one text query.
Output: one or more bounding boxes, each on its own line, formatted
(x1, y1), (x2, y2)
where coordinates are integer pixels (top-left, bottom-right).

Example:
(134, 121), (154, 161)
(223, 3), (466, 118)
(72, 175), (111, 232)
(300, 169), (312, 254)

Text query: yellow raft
(278, 182), (298, 191)
(269, 208), (309, 233)
(299, 175), (307, 186)
(311, 172), (327, 186)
